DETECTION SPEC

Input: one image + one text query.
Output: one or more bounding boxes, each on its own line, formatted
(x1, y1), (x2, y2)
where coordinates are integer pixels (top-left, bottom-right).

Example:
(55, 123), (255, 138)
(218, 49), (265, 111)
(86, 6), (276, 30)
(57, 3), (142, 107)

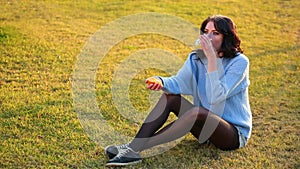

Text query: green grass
(0, 0), (299, 168)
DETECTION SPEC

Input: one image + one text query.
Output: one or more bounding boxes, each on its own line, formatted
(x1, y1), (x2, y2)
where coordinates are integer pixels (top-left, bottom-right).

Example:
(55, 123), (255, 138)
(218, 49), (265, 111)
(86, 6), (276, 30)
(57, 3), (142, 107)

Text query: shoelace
(116, 143), (129, 151)
(115, 147), (132, 158)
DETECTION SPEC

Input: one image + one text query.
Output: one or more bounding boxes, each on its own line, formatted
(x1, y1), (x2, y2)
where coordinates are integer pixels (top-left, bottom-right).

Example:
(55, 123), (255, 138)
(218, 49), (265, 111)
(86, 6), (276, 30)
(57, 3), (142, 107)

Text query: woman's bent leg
(138, 107), (206, 151)
(130, 93), (239, 152)
(136, 107), (239, 151)
(129, 93), (193, 152)
(206, 112), (239, 150)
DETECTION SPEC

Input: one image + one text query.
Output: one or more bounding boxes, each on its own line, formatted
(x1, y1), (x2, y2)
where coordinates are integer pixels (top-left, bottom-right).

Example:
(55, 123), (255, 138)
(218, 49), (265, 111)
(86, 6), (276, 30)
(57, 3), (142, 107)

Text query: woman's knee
(188, 107), (209, 121)
(159, 93), (182, 116)
(162, 93), (181, 107)
(163, 93), (180, 101)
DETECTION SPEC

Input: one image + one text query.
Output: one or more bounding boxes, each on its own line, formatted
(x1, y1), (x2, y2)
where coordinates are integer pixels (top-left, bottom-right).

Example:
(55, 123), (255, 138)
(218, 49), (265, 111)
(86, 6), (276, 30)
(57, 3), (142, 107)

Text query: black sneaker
(105, 147), (142, 167)
(104, 143), (129, 159)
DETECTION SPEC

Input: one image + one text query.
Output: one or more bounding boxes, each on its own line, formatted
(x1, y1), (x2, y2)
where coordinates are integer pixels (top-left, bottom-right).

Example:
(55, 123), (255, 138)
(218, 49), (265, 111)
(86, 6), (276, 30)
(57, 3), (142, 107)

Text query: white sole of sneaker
(105, 160), (142, 167)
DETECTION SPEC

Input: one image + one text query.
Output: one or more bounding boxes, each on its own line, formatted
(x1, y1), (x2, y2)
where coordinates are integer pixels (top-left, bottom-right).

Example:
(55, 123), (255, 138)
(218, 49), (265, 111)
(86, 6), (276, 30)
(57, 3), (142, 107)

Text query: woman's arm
(199, 34), (250, 105)
(206, 56), (250, 105)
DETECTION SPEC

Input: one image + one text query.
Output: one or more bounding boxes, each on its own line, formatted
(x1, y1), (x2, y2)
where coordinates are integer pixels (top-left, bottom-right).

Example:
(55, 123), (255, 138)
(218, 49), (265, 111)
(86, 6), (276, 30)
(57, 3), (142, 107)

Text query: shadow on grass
(136, 138), (223, 168)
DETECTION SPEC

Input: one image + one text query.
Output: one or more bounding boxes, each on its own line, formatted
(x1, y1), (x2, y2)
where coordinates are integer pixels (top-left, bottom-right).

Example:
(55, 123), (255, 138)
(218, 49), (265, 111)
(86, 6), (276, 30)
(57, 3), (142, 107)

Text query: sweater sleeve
(159, 53), (197, 95)
(206, 55), (250, 105)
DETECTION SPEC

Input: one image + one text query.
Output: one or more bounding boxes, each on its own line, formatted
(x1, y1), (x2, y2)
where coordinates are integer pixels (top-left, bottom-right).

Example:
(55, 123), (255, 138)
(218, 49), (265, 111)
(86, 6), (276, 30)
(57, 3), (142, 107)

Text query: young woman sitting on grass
(105, 15), (252, 167)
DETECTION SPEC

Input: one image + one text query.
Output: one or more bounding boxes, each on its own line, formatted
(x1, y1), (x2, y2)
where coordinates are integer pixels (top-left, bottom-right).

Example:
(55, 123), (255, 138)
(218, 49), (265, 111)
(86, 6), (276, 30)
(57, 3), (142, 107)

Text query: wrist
(207, 57), (217, 72)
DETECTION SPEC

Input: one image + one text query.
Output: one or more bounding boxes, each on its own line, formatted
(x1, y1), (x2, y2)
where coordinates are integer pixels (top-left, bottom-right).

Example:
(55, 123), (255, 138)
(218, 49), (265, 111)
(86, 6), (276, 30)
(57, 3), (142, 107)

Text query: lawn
(0, 0), (299, 168)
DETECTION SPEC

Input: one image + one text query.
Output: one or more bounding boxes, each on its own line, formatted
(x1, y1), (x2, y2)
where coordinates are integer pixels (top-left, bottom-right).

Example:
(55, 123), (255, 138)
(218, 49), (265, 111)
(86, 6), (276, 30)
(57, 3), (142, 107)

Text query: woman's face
(203, 21), (224, 52)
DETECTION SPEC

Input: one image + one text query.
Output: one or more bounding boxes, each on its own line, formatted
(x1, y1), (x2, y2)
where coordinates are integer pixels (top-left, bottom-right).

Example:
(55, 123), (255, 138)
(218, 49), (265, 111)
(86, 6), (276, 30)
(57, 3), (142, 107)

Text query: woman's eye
(213, 32), (220, 35)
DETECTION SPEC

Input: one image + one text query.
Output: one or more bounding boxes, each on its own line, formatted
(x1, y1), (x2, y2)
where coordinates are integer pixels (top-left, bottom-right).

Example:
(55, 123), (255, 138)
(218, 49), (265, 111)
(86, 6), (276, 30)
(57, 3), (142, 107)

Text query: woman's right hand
(145, 77), (163, 90)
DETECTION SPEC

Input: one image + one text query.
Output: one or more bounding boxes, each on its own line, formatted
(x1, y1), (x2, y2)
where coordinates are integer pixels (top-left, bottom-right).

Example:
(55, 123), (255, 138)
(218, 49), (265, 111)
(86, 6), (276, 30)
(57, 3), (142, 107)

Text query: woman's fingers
(146, 77), (163, 90)
(200, 35), (216, 59)
(200, 35), (212, 49)
(147, 83), (162, 90)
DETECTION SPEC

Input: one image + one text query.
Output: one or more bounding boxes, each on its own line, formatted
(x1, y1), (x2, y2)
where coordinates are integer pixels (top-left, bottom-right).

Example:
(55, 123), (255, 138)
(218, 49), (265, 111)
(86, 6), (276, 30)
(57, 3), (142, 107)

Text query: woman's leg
(187, 109), (240, 150)
(129, 93), (193, 151)
(206, 113), (240, 150)
(132, 106), (239, 152)
(130, 93), (239, 152)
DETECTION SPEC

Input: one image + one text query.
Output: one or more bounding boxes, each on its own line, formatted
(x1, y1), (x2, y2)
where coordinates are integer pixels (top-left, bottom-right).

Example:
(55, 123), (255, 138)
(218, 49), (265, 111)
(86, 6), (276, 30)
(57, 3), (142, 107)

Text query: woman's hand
(200, 35), (218, 72)
(199, 35), (218, 60)
(145, 77), (163, 90)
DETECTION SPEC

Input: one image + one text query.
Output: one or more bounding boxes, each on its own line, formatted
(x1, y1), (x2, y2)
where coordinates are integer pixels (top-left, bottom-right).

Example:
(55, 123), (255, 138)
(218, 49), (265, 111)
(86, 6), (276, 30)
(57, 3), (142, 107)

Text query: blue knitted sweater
(159, 51), (252, 140)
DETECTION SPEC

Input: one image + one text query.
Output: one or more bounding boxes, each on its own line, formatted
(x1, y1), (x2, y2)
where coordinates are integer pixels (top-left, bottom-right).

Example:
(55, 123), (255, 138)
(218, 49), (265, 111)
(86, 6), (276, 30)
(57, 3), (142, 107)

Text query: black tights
(129, 93), (239, 151)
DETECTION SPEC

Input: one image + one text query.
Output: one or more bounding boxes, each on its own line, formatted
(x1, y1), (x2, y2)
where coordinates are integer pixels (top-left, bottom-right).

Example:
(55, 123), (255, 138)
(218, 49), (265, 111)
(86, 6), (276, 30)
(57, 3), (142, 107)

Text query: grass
(0, 0), (299, 168)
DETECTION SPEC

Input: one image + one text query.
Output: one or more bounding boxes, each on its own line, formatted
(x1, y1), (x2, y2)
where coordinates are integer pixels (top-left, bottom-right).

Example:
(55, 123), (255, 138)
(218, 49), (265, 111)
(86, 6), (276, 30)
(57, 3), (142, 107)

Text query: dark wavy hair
(200, 15), (243, 58)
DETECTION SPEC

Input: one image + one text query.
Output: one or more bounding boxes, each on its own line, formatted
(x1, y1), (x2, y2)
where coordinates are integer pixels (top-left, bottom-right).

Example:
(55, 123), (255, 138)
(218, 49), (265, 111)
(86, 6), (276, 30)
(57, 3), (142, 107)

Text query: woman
(105, 15), (252, 166)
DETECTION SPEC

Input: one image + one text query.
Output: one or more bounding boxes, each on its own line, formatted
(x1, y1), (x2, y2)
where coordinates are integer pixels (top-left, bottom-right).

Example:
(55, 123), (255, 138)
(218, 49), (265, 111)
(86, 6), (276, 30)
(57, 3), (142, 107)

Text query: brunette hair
(200, 15), (243, 58)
